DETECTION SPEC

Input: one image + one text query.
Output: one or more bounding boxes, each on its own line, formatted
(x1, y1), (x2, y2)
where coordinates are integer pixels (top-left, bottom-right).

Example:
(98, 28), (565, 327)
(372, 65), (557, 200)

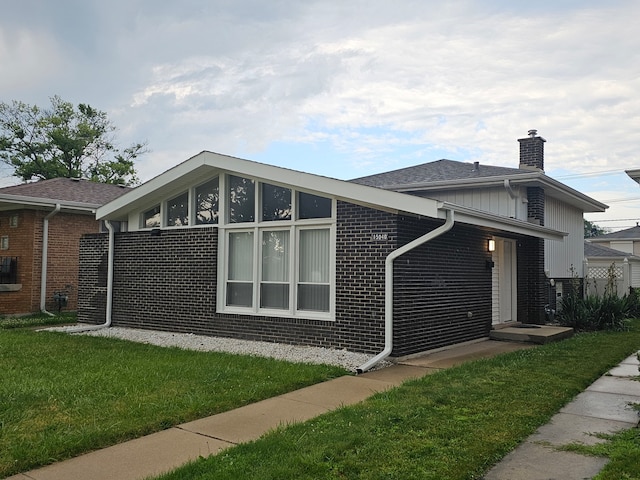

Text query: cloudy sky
(1, 0), (639, 230)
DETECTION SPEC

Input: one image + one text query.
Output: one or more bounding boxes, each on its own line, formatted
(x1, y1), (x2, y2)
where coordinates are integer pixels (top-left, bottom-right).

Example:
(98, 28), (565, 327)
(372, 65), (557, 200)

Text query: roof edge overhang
(0, 193), (99, 213)
(97, 151), (443, 220)
(440, 201), (567, 241)
(381, 172), (608, 213)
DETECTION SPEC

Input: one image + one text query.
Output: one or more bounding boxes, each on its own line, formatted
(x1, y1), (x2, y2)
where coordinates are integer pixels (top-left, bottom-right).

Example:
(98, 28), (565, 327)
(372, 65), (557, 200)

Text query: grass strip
(156, 323), (640, 480)
(0, 312), (77, 329)
(0, 329), (347, 477)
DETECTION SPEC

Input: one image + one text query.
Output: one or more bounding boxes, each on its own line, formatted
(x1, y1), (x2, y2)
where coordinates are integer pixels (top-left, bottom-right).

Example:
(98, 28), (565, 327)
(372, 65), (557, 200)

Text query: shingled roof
(584, 241), (639, 258)
(350, 159), (529, 188)
(0, 178), (130, 207)
(589, 225), (640, 241)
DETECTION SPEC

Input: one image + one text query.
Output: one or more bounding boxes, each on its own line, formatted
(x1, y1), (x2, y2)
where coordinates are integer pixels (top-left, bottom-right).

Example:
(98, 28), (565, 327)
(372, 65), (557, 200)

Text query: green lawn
(154, 322), (640, 480)
(0, 328), (347, 478)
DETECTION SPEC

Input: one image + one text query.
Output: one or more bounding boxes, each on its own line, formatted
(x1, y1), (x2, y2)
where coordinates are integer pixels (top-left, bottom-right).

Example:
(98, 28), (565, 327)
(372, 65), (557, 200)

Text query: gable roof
(589, 225), (640, 241)
(0, 178), (131, 213)
(350, 159), (607, 213)
(351, 159), (528, 187)
(97, 151), (567, 241)
(584, 241), (639, 259)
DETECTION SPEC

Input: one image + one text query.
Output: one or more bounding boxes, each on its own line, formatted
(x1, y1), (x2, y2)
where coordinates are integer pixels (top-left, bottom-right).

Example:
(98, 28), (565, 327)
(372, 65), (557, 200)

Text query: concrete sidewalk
(484, 352), (640, 479)
(7, 340), (639, 480)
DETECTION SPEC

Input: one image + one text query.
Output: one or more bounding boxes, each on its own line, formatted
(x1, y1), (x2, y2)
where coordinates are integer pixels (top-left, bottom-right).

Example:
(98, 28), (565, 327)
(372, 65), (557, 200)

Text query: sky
(1, 0), (639, 231)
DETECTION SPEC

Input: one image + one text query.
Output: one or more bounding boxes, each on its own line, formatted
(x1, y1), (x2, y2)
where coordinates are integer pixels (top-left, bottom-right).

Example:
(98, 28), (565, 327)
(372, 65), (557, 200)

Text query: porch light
(487, 239), (496, 252)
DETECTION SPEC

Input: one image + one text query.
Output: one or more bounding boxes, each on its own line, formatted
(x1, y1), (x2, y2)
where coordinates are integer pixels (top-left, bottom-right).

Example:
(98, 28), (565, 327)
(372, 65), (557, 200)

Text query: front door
(492, 238), (517, 325)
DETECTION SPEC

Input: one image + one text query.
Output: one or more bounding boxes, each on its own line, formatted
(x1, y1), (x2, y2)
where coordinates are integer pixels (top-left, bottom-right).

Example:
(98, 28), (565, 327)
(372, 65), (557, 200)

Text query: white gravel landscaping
(46, 325), (391, 371)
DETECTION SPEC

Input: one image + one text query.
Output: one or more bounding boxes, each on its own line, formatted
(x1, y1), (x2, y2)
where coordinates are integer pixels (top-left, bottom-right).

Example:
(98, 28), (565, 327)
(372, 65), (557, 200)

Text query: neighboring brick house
(77, 132), (605, 370)
(0, 178), (129, 315)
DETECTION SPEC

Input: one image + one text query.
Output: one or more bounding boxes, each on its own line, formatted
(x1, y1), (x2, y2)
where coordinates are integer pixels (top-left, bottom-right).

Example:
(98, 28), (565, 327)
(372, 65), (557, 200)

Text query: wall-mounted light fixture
(488, 239), (496, 252)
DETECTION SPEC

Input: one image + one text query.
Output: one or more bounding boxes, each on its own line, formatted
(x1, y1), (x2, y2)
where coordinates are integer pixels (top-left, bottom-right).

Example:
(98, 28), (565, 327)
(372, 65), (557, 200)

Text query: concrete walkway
(7, 340), (639, 480)
(484, 351), (640, 479)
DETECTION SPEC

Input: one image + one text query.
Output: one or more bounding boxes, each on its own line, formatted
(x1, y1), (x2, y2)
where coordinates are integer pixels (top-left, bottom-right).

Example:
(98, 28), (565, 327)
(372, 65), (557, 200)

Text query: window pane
(196, 178), (219, 225)
(260, 284), (289, 309)
(227, 283), (253, 307)
(299, 229), (329, 283)
(262, 231), (289, 281)
(298, 229), (330, 312)
(298, 285), (330, 312)
(228, 232), (253, 281)
(167, 192), (189, 226)
(143, 205), (160, 228)
(228, 175), (255, 223)
(298, 192), (331, 219)
(262, 183), (291, 221)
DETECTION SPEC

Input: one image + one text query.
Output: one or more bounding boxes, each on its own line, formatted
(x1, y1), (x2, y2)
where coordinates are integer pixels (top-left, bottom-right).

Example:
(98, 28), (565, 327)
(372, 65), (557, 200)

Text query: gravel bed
(46, 325), (391, 372)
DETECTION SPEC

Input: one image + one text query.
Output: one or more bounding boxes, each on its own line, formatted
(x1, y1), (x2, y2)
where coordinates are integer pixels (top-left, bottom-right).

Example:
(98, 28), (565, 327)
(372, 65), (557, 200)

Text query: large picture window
(298, 229), (330, 312)
(195, 178), (219, 224)
(227, 231), (254, 307)
(167, 192), (189, 227)
(260, 230), (290, 309)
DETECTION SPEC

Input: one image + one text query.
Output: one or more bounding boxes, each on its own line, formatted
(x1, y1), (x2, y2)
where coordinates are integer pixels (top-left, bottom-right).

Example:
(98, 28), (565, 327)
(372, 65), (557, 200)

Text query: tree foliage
(584, 219), (607, 238)
(0, 96), (146, 185)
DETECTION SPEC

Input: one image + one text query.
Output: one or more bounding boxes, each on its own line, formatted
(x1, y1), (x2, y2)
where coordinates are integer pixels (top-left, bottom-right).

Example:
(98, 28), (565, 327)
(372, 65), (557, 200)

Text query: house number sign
(371, 233), (389, 241)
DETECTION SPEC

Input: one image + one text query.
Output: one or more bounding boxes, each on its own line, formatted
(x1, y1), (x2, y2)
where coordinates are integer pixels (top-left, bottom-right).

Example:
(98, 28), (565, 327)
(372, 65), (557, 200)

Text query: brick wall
(0, 210), (36, 314)
(393, 217), (494, 356)
(0, 209), (100, 315)
(77, 202), (548, 356)
(516, 236), (547, 324)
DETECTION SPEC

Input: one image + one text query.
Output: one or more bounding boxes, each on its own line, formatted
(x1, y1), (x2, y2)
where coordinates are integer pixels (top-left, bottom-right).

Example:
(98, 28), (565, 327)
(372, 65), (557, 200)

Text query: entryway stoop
(489, 325), (574, 344)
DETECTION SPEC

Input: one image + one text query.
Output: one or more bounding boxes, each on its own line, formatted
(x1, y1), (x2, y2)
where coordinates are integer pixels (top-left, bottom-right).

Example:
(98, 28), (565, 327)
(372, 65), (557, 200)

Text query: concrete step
(490, 325), (574, 344)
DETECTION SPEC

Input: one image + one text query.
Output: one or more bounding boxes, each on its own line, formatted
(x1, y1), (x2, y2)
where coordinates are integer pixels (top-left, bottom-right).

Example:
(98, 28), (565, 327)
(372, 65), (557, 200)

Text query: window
(226, 231), (254, 307)
(9, 215), (18, 227)
(142, 205), (160, 228)
(262, 184), (291, 221)
(298, 192), (332, 219)
(228, 175), (255, 223)
(195, 177), (219, 224)
(0, 236), (8, 250)
(167, 192), (189, 227)
(261, 230), (290, 309)
(298, 229), (330, 311)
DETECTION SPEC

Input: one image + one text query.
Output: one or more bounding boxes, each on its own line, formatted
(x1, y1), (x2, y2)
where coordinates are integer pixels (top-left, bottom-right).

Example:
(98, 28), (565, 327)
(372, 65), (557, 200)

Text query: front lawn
(156, 322), (640, 480)
(0, 329), (347, 478)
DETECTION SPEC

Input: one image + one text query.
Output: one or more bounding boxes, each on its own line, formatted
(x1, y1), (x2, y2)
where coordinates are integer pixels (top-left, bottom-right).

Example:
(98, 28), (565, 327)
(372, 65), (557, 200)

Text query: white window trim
(217, 174), (336, 321)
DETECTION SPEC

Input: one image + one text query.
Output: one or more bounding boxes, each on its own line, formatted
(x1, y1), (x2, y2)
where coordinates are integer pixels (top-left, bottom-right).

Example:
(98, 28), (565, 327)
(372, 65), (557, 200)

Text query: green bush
(557, 266), (631, 332)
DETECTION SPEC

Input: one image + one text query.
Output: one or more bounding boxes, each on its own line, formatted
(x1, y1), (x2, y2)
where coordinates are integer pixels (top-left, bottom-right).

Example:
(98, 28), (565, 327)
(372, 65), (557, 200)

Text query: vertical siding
(420, 186), (527, 220)
(544, 196), (584, 278)
(491, 248), (500, 324)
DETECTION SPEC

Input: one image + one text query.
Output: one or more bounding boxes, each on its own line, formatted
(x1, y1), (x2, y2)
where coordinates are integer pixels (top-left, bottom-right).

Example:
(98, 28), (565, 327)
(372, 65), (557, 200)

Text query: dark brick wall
(516, 236), (547, 324)
(392, 217), (494, 356)
(77, 202), (549, 356)
(527, 187), (545, 225)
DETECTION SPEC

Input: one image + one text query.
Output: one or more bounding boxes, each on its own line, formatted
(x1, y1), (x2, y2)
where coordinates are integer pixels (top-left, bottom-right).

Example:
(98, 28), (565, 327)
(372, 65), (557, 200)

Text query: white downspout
(357, 209), (455, 373)
(40, 204), (61, 315)
(65, 220), (115, 333)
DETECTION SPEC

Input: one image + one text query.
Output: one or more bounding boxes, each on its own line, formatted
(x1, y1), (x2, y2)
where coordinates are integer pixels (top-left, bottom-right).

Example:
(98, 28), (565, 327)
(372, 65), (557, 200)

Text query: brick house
(78, 132), (605, 370)
(0, 178), (129, 315)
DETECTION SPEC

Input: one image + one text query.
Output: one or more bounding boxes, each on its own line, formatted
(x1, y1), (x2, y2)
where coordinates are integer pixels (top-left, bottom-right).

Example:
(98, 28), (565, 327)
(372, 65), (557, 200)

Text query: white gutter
(356, 208), (455, 373)
(63, 220), (115, 333)
(40, 204), (61, 315)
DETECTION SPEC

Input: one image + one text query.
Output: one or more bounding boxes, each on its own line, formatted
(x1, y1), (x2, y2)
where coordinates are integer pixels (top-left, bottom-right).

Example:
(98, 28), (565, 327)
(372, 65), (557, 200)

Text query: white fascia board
(440, 201), (567, 241)
(0, 194), (99, 212)
(97, 151), (441, 220)
(392, 172), (608, 213)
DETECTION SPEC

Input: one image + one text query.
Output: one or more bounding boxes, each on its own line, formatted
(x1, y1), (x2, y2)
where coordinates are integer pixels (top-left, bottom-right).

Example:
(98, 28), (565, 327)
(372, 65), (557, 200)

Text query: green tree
(584, 219), (607, 238)
(0, 96), (146, 185)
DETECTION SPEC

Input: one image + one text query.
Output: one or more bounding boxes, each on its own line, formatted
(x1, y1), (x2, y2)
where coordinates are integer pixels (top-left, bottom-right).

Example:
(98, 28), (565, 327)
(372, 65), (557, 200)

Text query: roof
(97, 150), (567, 241)
(589, 225), (640, 241)
(0, 178), (131, 213)
(584, 241), (640, 260)
(350, 159), (607, 213)
(351, 159), (529, 187)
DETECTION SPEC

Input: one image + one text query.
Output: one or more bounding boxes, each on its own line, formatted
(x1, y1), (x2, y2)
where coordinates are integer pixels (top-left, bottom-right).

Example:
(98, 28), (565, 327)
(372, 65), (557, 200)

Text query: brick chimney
(518, 129), (546, 172)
